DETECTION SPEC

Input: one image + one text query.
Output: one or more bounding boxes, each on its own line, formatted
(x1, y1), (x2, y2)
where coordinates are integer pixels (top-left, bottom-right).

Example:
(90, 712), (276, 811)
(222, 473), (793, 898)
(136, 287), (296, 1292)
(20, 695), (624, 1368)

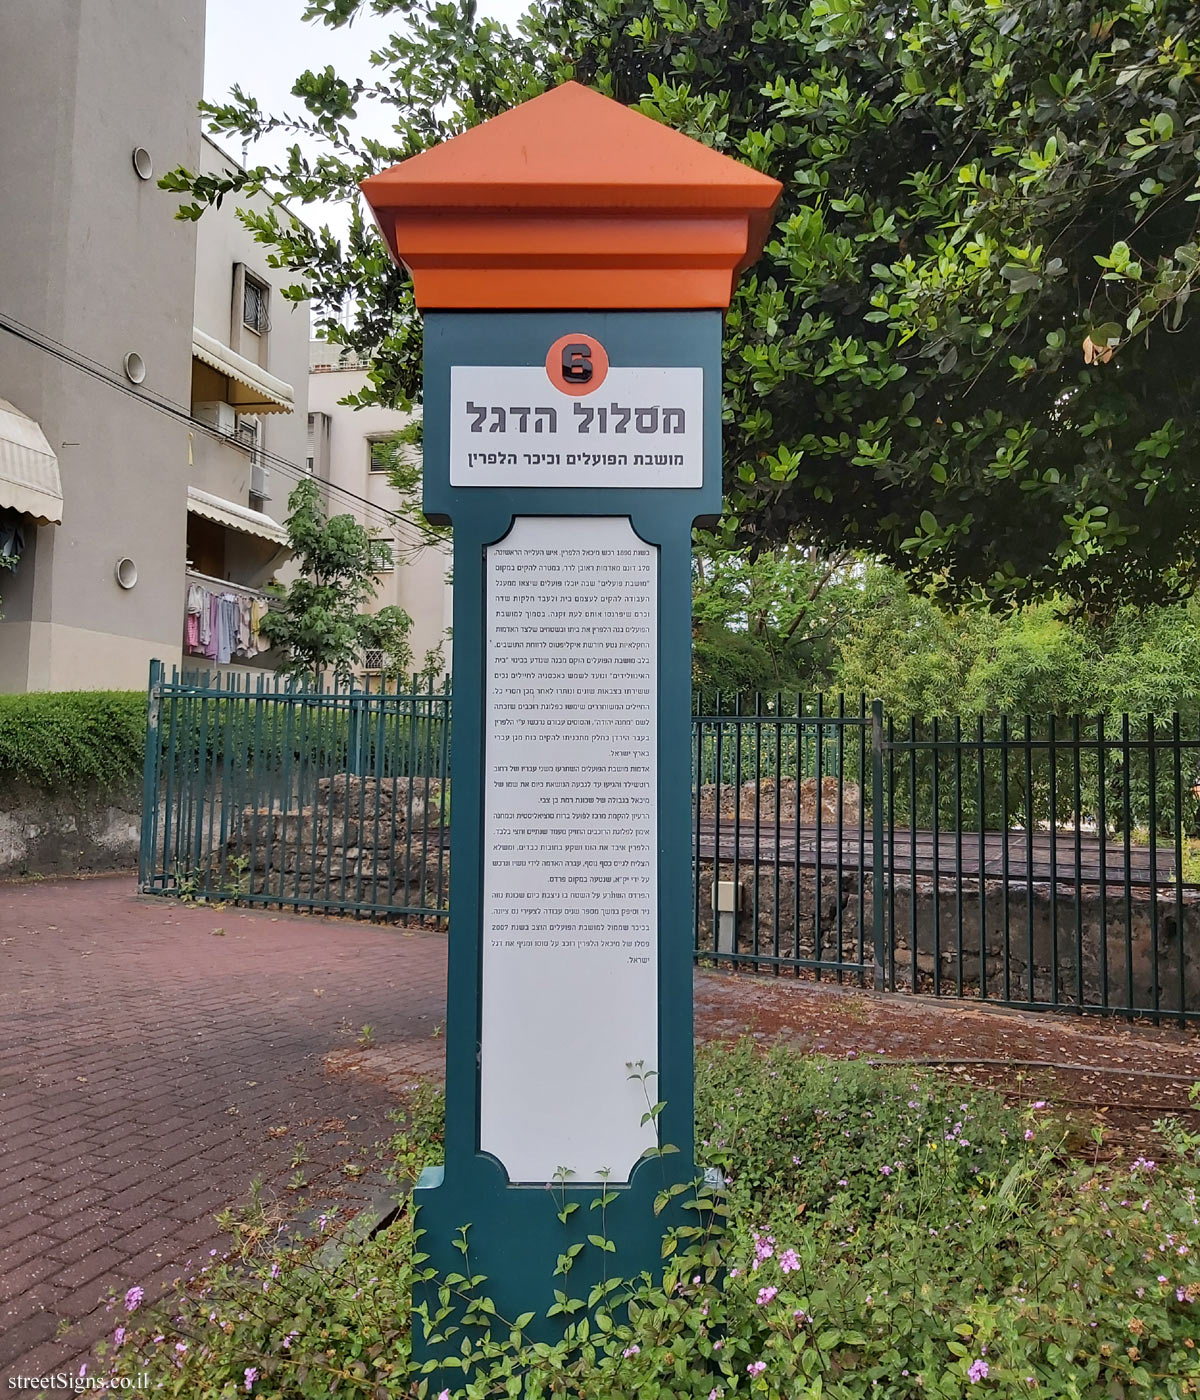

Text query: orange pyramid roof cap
(361, 82), (782, 310)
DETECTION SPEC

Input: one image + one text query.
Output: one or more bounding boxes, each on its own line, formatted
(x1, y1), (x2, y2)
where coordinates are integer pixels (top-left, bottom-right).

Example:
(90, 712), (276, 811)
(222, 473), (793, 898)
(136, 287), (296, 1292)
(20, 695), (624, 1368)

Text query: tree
(168, 0), (1200, 611)
(259, 477), (414, 682)
(691, 541), (867, 693)
(833, 579), (1200, 723)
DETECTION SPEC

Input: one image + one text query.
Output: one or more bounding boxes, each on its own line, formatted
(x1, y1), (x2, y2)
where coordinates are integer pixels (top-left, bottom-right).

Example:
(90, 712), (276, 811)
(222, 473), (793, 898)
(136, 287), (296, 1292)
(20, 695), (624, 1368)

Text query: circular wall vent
(123, 352), (146, 384)
(132, 146), (153, 181)
(115, 557), (138, 590)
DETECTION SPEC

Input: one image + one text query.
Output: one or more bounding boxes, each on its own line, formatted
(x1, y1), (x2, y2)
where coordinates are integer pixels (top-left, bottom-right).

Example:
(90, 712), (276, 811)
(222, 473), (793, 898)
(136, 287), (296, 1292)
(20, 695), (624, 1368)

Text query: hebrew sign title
(449, 364), (703, 489)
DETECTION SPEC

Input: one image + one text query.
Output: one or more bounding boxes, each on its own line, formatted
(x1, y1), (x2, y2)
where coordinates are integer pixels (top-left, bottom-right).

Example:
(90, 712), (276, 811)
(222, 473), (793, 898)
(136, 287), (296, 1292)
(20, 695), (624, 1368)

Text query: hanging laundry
(215, 593), (238, 664)
(185, 584), (205, 652)
(236, 595), (254, 657)
(185, 579), (273, 662)
(250, 597), (271, 653)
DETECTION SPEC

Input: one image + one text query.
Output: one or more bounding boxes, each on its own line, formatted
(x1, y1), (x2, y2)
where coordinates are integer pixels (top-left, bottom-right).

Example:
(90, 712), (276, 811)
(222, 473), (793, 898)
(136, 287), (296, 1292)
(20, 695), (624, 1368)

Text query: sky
(203, 0), (529, 181)
(202, 0), (531, 317)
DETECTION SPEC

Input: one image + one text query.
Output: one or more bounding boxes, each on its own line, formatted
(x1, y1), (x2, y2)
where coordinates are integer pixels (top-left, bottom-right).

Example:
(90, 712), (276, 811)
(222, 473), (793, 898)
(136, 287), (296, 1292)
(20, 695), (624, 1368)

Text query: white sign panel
(480, 516), (659, 1184)
(450, 365), (703, 489)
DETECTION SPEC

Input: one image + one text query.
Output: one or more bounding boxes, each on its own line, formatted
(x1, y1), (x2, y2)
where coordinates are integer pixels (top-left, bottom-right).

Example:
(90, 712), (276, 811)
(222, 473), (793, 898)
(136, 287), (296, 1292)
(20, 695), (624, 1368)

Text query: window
(234, 418), (259, 454)
(234, 417), (270, 501)
(362, 647), (385, 672)
(368, 437), (392, 473)
(242, 274), (270, 335)
(376, 538), (395, 572)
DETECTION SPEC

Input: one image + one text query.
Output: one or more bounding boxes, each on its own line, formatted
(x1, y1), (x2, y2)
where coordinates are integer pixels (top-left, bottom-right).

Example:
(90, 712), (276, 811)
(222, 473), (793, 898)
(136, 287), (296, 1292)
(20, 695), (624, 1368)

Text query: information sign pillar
(362, 82), (780, 1362)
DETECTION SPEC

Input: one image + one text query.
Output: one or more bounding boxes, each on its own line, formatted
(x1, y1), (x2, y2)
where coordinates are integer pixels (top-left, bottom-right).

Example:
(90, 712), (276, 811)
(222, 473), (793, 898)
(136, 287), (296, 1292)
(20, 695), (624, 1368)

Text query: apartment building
(308, 343), (451, 680)
(0, 0), (204, 691)
(0, 1), (309, 692)
(181, 135), (310, 676)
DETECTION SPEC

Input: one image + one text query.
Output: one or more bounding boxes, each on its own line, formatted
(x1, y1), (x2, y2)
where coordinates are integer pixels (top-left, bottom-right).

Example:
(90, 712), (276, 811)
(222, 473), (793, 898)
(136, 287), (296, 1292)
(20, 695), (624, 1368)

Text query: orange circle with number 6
(545, 333), (609, 396)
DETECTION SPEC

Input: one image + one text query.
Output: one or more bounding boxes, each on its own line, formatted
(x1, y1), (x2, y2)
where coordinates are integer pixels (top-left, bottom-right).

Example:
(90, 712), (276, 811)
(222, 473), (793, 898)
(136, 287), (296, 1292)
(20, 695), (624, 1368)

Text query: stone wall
(698, 860), (1200, 1013)
(698, 776), (862, 826)
(0, 779), (143, 878)
(235, 775), (447, 916)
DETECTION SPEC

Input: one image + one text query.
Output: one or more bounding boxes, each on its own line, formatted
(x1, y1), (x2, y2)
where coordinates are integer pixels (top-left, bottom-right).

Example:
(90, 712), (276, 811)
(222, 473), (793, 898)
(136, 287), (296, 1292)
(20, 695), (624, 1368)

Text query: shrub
(0, 690), (146, 791)
(100, 1045), (1200, 1397)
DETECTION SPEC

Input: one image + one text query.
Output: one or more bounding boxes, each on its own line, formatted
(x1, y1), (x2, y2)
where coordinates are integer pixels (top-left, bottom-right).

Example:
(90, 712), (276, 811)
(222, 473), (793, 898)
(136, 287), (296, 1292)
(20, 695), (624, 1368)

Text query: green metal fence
(692, 693), (883, 985)
(694, 697), (1200, 1023)
(140, 671), (1200, 1021)
(139, 662), (450, 923)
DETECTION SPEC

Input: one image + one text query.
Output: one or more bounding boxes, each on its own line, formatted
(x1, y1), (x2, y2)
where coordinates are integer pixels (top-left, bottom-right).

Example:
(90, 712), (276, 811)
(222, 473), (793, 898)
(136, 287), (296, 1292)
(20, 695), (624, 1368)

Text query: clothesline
(185, 568), (273, 600)
(184, 576), (271, 664)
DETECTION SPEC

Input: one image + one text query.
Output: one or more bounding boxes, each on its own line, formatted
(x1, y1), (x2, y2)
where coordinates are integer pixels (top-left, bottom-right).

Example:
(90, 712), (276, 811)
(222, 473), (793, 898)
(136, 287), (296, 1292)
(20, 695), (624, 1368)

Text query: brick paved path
(0, 877), (446, 1384)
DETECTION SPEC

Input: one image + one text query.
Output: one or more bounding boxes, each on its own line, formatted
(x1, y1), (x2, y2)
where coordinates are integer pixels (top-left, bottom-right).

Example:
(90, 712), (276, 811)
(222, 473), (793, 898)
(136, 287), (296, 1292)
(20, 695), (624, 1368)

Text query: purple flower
(779, 1248), (800, 1273)
(244, 1368), (257, 1391)
(880, 1165), (893, 1176)
(283, 1331), (299, 1349)
(622, 1345), (640, 1357)
(747, 1360), (767, 1376)
(757, 1286), (778, 1305)
(1024, 1129), (1035, 1141)
(968, 1358), (989, 1384)
(112, 1327), (126, 1347)
(124, 1287), (144, 1313)
(175, 1341), (187, 1355)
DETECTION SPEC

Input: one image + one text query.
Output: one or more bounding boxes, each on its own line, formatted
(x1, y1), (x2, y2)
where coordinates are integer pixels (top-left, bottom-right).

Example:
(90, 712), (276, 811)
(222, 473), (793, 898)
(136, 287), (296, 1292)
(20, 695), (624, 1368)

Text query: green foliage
(570, 0), (1200, 611)
(167, 0), (1200, 611)
(695, 1039), (1019, 1227)
(103, 1044), (1200, 1398)
(692, 543), (872, 692)
(0, 691), (145, 791)
(835, 580), (1200, 723)
(259, 478), (415, 684)
(0, 550), (16, 620)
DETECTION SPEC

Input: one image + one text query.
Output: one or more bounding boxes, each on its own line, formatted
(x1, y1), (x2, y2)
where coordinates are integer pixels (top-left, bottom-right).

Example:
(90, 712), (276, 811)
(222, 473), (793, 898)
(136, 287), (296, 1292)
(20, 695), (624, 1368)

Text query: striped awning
(191, 328), (294, 414)
(0, 399), (62, 524)
(187, 486), (290, 549)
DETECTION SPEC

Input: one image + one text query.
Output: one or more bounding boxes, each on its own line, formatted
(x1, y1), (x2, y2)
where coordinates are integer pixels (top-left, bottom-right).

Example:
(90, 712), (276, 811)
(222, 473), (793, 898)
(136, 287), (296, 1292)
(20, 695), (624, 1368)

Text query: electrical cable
(0, 310), (433, 553)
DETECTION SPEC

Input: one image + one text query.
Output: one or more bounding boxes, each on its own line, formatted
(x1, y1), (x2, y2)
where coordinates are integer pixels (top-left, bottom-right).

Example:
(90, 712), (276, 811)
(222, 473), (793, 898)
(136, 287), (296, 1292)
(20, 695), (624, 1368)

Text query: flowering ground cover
(99, 1042), (1200, 1397)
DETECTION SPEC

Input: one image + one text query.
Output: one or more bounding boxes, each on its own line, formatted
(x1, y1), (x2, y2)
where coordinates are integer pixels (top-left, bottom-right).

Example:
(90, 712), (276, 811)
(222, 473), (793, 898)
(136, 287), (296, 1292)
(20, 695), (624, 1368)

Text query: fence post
(348, 682), (366, 777)
(138, 659), (164, 892)
(871, 698), (886, 990)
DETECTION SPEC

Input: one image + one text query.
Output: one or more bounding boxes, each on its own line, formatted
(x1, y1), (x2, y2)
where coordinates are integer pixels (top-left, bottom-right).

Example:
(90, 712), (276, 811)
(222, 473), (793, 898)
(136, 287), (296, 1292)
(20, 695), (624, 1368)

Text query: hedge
(0, 691), (147, 791)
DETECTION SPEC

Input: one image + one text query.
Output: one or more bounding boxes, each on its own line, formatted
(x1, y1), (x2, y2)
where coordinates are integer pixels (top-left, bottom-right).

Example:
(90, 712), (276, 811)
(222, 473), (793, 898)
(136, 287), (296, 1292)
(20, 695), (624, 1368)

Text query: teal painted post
(871, 699), (886, 991)
(138, 659), (164, 891)
(411, 311), (723, 1371)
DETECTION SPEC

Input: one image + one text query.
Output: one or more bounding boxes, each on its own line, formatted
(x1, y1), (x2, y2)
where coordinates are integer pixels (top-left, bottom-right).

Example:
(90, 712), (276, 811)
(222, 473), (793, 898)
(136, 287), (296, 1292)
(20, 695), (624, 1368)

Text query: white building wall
(0, 15), (313, 692)
(308, 345), (451, 677)
(0, 0), (205, 691)
(189, 137), (310, 535)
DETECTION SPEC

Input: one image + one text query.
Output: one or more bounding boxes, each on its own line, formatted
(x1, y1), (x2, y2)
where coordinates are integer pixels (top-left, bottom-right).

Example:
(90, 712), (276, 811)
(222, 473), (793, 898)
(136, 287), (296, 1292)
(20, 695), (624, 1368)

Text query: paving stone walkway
(0, 876), (446, 1384)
